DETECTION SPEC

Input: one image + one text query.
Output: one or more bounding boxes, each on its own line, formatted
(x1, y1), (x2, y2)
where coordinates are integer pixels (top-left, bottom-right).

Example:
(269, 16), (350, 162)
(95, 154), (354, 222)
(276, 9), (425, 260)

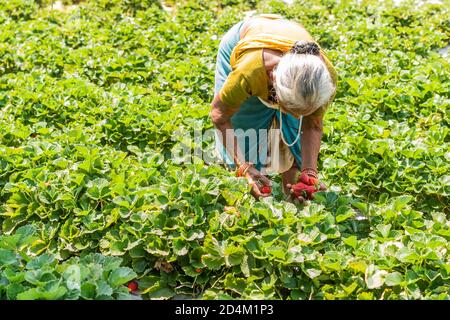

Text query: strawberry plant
(0, 0), (448, 300)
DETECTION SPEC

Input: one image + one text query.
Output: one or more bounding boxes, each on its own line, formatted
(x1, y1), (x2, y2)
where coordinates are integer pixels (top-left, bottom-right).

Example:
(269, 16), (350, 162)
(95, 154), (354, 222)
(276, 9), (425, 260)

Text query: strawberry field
(0, 0), (449, 300)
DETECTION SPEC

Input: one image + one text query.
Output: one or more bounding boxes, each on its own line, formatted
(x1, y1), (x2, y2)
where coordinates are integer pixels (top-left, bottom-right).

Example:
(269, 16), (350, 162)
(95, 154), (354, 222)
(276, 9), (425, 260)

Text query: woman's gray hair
(274, 44), (335, 115)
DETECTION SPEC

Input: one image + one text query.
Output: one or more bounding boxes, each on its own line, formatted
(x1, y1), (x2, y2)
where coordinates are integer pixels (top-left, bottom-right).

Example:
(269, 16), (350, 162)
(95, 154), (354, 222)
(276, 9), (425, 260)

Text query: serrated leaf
(108, 267), (137, 287)
(343, 236), (358, 249)
(0, 249), (18, 266)
(385, 272), (404, 286)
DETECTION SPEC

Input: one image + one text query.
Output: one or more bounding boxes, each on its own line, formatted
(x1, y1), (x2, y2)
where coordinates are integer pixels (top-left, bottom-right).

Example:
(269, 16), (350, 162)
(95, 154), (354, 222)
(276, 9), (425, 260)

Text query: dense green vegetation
(0, 0), (448, 300)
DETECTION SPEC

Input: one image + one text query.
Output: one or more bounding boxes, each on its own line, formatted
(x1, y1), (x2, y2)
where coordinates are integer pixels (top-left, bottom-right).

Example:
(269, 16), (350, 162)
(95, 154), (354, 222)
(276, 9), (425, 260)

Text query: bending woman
(210, 14), (337, 200)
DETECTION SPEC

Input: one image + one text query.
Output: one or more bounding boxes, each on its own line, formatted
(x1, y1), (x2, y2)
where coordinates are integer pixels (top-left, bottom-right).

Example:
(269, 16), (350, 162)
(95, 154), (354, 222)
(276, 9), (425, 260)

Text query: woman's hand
(244, 166), (273, 199)
(286, 172), (326, 202)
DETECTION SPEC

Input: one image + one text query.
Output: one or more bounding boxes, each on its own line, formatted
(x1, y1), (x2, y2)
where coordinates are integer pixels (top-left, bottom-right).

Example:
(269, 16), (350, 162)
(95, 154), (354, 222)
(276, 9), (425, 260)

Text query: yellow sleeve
(219, 49), (267, 109)
(218, 69), (251, 109)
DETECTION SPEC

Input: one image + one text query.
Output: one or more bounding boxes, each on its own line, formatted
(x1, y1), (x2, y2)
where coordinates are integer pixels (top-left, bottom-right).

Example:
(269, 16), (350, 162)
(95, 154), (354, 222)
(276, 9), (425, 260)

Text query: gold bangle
(236, 163), (245, 177)
(242, 163), (253, 176)
(236, 162), (254, 177)
(301, 167), (318, 179)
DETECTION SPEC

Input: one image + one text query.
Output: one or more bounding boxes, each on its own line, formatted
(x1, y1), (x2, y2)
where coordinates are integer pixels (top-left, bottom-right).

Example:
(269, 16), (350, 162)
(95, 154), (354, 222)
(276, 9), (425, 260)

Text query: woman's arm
(210, 95), (271, 198)
(300, 113), (324, 172)
(210, 95), (243, 166)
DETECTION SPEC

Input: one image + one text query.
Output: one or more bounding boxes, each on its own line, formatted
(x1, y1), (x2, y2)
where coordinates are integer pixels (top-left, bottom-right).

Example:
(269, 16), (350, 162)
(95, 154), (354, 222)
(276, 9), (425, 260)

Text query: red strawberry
(299, 172), (310, 184)
(304, 185), (317, 198)
(309, 177), (319, 186)
(291, 182), (318, 199)
(127, 280), (138, 292)
(195, 268), (203, 273)
(299, 172), (320, 187)
(291, 182), (309, 198)
(261, 185), (272, 194)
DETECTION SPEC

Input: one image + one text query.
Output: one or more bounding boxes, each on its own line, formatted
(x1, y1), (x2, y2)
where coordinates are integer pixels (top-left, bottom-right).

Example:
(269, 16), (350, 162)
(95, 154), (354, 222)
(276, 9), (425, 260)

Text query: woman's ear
(270, 70), (276, 85)
(267, 70), (273, 85)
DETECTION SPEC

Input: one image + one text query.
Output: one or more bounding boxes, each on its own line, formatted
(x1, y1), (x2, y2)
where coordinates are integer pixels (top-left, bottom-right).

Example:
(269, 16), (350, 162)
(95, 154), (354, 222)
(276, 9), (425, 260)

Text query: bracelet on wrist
(301, 167), (318, 179)
(236, 162), (254, 177)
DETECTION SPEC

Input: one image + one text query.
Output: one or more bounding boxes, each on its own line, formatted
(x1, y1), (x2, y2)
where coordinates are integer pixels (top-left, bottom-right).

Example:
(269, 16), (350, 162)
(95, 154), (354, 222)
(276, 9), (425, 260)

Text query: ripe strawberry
(309, 177), (319, 186)
(304, 185), (317, 198)
(299, 172), (320, 187)
(292, 182), (317, 199)
(291, 182), (309, 198)
(127, 280), (138, 292)
(261, 185), (272, 194)
(195, 268), (202, 273)
(299, 172), (310, 184)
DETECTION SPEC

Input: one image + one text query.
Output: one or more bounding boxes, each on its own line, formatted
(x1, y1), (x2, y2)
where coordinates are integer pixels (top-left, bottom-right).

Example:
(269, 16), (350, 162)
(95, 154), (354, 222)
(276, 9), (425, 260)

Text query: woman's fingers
(256, 173), (272, 187)
(253, 181), (271, 198)
(249, 181), (263, 199)
(289, 188), (305, 203)
(288, 186), (301, 201)
(247, 168), (328, 200)
(244, 168), (272, 199)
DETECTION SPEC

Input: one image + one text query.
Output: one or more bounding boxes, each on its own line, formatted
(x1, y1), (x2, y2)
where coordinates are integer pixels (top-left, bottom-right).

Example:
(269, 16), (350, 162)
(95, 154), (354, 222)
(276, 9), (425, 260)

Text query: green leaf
(0, 0), (448, 302)
(4, 269), (25, 282)
(0, 249), (18, 266)
(224, 245), (244, 266)
(241, 255), (250, 277)
(15, 225), (38, 247)
(26, 253), (56, 270)
(86, 178), (110, 200)
(63, 265), (81, 291)
(173, 239), (189, 256)
(16, 288), (42, 300)
(385, 272), (404, 286)
(80, 283), (96, 300)
(224, 274), (247, 295)
(392, 195), (413, 211)
(346, 78), (359, 91)
(376, 224), (392, 238)
(304, 268), (322, 279)
(96, 280), (113, 298)
(343, 236), (358, 249)
(108, 267), (137, 287)
(221, 188), (243, 205)
(147, 287), (175, 300)
(395, 247), (420, 263)
(17, 283), (67, 300)
(202, 254), (224, 270)
(287, 246), (304, 263)
(336, 206), (355, 223)
(342, 282), (358, 295)
(6, 283), (26, 300)
(365, 265), (388, 289)
(266, 246), (286, 261)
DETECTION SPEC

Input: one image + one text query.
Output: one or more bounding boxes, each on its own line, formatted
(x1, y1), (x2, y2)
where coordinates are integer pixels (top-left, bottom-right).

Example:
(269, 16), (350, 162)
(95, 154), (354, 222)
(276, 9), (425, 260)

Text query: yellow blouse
(219, 14), (338, 116)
